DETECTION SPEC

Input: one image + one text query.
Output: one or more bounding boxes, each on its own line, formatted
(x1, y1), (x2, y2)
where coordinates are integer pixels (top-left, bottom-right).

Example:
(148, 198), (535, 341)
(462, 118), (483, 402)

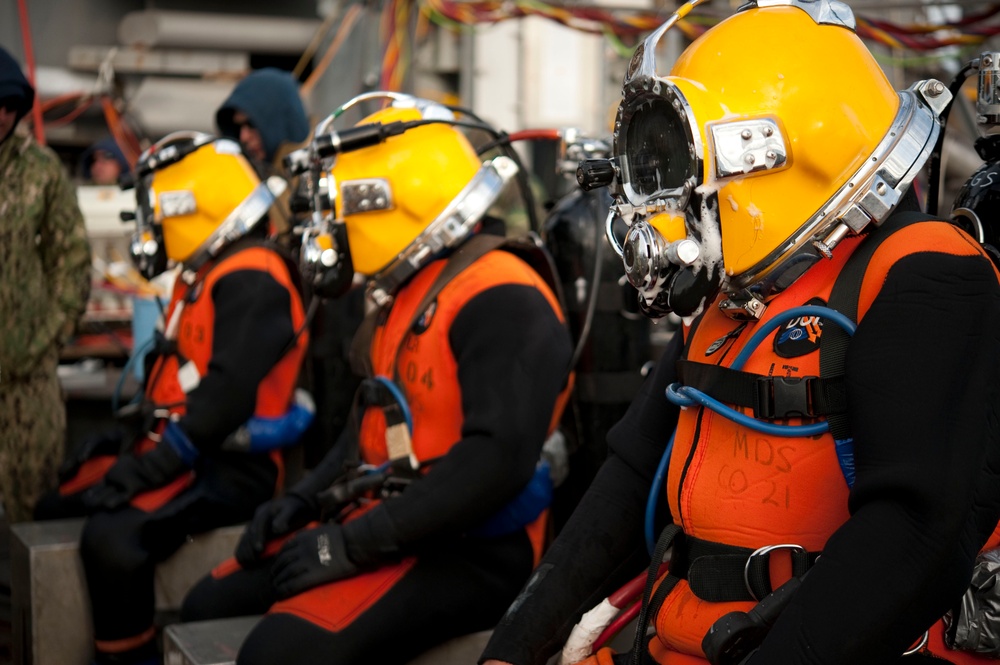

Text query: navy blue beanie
(216, 68), (309, 162)
(0, 45), (34, 124)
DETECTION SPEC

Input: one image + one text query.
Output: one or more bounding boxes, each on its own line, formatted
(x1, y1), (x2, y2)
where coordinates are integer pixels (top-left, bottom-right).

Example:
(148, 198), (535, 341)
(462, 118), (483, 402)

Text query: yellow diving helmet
(127, 132), (283, 278)
(603, 0), (952, 320)
(297, 92), (518, 305)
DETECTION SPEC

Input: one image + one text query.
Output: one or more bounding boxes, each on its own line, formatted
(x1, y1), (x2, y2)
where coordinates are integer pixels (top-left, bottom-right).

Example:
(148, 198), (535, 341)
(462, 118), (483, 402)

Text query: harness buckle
(755, 376), (816, 419)
(744, 543), (807, 601)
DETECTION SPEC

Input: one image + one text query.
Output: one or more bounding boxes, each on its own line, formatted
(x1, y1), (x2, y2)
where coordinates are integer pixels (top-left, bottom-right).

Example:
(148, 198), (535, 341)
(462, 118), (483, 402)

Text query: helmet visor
(617, 88), (700, 209)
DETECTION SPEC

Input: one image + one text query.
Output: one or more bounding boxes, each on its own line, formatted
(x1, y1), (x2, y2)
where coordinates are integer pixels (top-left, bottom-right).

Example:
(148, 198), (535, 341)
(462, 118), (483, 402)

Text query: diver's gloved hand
(235, 491), (319, 567)
(82, 422), (194, 510)
(58, 428), (125, 483)
(271, 523), (358, 598)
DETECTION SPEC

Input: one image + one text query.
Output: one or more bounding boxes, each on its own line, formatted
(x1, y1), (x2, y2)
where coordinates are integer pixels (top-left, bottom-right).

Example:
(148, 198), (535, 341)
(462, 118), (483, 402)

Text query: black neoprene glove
(82, 441), (189, 511)
(271, 522), (359, 598)
(235, 491), (319, 567)
(58, 428), (126, 483)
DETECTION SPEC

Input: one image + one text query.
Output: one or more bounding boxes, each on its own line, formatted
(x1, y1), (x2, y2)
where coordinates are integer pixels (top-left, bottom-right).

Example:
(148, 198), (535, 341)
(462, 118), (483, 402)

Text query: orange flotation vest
(353, 246), (571, 563)
(359, 247), (571, 466)
(133, 244), (306, 510)
(649, 220), (1000, 665)
(149, 244), (307, 421)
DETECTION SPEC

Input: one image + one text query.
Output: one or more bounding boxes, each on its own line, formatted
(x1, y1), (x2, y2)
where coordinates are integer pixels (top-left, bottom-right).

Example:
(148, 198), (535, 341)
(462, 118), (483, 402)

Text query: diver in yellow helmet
(35, 131), (310, 665)
(482, 2), (1000, 665)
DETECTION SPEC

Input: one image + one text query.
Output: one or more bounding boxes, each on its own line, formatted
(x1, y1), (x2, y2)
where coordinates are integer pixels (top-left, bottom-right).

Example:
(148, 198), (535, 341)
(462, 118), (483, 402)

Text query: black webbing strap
(348, 304), (382, 379)
(821, 210), (934, 442)
(348, 233), (508, 379)
(630, 525), (684, 665)
(676, 360), (846, 419)
(684, 537), (819, 603)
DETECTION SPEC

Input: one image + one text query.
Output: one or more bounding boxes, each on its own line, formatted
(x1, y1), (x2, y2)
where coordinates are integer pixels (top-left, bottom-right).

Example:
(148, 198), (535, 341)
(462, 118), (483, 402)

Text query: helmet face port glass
(620, 94), (696, 208)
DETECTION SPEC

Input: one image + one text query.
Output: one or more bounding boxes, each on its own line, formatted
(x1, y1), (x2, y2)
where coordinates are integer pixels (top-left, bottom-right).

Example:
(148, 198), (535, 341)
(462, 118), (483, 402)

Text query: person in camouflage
(0, 45), (91, 523)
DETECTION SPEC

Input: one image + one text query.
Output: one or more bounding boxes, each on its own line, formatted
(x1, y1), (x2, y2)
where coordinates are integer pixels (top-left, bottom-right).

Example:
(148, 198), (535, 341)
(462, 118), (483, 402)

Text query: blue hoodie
(215, 68), (309, 163)
(0, 46), (34, 141)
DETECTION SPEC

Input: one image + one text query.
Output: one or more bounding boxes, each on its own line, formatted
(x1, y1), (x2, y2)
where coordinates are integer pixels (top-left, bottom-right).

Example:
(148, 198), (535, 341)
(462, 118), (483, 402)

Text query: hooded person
(81, 136), (130, 186)
(216, 67), (309, 172)
(0, 45), (91, 523)
(215, 68), (310, 243)
(0, 48), (33, 144)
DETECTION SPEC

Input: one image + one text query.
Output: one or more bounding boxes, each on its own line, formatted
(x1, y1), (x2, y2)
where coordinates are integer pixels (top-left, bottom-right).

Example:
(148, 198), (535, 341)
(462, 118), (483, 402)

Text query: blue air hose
(373, 375), (413, 433)
(112, 337), (155, 414)
(644, 305), (858, 554)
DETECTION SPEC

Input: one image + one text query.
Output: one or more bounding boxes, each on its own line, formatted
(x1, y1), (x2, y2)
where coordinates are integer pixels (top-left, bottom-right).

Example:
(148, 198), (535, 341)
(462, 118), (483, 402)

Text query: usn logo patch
(773, 298), (825, 358)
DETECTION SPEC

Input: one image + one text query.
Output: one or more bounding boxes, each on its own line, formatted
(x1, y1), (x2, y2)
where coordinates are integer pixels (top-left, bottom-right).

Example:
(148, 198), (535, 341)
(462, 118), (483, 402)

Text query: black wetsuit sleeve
(178, 269), (296, 449)
(479, 332), (683, 665)
(753, 251), (1000, 664)
(342, 284), (573, 562)
(291, 426), (358, 498)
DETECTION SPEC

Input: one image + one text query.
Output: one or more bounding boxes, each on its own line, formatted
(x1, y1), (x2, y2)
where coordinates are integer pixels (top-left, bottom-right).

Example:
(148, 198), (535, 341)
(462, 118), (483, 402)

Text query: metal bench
(10, 518), (244, 665)
(163, 618), (494, 665)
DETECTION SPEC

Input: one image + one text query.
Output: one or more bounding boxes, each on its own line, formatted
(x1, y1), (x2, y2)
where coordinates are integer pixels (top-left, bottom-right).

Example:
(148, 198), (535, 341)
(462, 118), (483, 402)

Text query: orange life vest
(138, 244), (307, 507)
(148, 245), (307, 422)
(358, 248), (571, 466)
(651, 221), (1000, 664)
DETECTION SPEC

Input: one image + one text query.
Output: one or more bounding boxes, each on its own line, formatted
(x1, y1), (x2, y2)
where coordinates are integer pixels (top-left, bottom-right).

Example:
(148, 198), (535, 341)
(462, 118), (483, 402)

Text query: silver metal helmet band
(745, 0), (856, 30)
(729, 81), (950, 302)
(368, 155), (519, 306)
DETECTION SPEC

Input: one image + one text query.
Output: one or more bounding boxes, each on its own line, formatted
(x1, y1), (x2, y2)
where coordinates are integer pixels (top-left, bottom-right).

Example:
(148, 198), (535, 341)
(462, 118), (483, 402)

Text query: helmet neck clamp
(722, 81), (950, 319)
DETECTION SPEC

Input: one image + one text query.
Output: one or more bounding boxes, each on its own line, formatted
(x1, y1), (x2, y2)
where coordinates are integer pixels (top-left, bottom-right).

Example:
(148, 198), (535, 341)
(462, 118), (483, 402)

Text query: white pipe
(127, 77), (238, 137)
(35, 66), (99, 99)
(118, 10), (321, 54)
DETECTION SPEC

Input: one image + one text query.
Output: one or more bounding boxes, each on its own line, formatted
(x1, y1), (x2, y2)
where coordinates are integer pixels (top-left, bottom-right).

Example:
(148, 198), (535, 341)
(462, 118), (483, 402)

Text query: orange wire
(100, 96), (141, 166)
(40, 92), (86, 113)
(16, 0), (45, 144)
(45, 98), (95, 127)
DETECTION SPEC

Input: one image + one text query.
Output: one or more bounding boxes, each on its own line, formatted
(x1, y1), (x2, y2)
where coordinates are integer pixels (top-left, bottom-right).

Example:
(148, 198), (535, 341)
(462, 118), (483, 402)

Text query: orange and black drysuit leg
(80, 451), (278, 664)
(182, 528), (534, 665)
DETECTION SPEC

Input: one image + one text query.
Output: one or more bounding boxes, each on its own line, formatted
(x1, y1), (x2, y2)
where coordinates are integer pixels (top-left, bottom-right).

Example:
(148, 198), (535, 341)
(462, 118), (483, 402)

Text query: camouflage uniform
(0, 124), (91, 523)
